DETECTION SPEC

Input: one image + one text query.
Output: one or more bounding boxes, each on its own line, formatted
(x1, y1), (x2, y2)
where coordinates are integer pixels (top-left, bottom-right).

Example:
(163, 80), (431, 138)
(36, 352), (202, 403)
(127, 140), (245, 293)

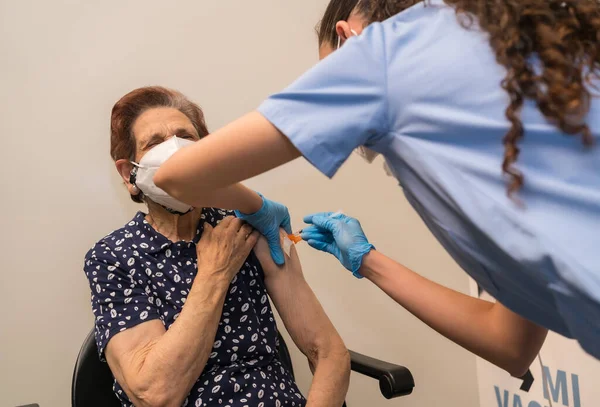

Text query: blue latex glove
(301, 212), (375, 278)
(235, 193), (291, 265)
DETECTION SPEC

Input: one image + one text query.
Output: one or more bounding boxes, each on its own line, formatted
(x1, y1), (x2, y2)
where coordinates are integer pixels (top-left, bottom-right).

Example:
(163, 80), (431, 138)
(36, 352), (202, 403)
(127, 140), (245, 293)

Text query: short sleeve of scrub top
(258, 23), (389, 178)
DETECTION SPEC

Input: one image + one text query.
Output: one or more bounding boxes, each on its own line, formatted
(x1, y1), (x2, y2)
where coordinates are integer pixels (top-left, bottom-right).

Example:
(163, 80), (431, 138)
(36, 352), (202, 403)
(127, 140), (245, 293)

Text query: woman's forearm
(360, 250), (547, 377)
(306, 341), (351, 407)
(129, 278), (230, 406)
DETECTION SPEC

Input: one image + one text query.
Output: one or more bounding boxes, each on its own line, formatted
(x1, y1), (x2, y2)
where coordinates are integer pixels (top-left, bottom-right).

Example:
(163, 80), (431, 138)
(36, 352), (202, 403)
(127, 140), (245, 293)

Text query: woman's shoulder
(200, 207), (265, 271)
(84, 211), (147, 263)
(200, 207), (236, 226)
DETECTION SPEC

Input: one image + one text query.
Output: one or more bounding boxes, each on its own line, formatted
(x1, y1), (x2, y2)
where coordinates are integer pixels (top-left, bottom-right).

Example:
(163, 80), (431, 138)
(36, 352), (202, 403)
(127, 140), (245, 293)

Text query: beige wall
(0, 1), (479, 406)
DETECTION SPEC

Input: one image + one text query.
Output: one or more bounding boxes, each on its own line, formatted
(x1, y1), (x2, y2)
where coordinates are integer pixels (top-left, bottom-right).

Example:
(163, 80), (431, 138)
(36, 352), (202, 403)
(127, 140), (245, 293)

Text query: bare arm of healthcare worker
(156, 0), (600, 367)
(302, 212), (547, 377)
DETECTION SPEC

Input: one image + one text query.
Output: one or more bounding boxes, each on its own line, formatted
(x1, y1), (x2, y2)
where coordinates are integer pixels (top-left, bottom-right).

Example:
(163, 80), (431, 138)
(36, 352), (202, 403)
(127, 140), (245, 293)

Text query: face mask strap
(164, 206), (194, 216)
(130, 161), (147, 171)
(336, 28), (358, 50)
(129, 165), (138, 186)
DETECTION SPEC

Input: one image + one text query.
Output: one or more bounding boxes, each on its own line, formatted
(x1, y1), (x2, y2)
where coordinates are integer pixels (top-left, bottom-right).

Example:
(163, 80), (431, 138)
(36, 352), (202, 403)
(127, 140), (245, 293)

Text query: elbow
(502, 347), (538, 378)
(308, 339), (351, 375)
(326, 346), (351, 370)
(487, 303), (547, 378)
(501, 332), (546, 378)
(504, 354), (534, 378)
(506, 363), (530, 379)
(130, 380), (182, 407)
(336, 347), (352, 386)
(137, 395), (172, 407)
(339, 348), (352, 377)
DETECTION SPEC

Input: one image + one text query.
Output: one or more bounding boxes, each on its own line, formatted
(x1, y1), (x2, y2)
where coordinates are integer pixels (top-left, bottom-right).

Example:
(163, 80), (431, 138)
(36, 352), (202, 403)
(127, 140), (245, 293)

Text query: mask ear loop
(128, 165), (142, 194)
(337, 28), (358, 50)
(129, 165), (138, 186)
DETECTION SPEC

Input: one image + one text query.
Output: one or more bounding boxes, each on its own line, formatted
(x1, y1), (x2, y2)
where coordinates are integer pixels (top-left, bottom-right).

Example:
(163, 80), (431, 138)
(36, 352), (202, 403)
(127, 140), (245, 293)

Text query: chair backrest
(71, 329), (121, 407)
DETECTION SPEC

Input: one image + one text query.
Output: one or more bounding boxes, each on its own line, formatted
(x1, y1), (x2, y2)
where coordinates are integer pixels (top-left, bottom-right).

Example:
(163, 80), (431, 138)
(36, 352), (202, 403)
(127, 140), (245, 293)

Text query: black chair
(72, 328), (414, 407)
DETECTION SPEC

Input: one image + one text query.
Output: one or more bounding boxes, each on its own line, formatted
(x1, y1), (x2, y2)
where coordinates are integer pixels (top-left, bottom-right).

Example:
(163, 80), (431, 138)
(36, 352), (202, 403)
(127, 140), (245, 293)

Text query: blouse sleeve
(83, 242), (161, 360)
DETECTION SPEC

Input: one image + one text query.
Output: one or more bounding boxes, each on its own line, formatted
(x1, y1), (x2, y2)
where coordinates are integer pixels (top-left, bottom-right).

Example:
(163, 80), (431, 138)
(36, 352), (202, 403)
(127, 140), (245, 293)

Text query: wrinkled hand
(301, 212), (375, 278)
(235, 193), (291, 266)
(196, 217), (260, 284)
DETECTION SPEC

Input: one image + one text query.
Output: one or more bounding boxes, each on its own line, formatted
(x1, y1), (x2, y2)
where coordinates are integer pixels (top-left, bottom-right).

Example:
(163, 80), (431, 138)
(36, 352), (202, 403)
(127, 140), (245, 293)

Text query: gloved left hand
(301, 212), (375, 278)
(235, 193), (291, 266)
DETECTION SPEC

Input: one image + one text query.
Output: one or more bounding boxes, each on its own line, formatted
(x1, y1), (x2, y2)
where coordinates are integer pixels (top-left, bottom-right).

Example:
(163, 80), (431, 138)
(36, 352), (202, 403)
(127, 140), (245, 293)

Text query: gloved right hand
(301, 212), (375, 278)
(234, 193), (292, 266)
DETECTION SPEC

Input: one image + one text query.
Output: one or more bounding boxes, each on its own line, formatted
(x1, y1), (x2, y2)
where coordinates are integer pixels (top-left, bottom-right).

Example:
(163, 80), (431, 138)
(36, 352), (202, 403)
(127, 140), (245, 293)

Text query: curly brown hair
(318, 0), (599, 195)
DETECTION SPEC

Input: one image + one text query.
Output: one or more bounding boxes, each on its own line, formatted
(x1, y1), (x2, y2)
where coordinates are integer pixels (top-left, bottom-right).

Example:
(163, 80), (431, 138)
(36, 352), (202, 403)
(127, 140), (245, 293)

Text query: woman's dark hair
(317, 0), (362, 47)
(110, 86), (209, 203)
(318, 0), (599, 195)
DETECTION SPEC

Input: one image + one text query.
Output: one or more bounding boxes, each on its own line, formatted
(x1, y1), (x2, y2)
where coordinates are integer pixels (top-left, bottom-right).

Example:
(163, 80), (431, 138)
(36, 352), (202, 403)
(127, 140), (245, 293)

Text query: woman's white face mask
(130, 136), (195, 214)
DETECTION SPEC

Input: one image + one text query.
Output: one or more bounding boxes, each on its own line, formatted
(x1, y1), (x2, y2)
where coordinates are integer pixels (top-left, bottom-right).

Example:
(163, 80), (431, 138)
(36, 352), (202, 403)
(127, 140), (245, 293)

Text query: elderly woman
(83, 86), (350, 407)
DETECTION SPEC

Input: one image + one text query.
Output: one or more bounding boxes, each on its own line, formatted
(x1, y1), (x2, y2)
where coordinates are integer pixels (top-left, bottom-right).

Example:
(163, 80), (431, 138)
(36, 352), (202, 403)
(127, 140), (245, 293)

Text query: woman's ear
(115, 159), (139, 195)
(335, 20), (353, 43)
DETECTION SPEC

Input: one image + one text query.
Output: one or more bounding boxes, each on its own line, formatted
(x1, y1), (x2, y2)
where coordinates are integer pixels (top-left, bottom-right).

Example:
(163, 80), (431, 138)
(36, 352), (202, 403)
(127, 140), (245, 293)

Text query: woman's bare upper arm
(155, 112), (301, 202)
(254, 232), (343, 358)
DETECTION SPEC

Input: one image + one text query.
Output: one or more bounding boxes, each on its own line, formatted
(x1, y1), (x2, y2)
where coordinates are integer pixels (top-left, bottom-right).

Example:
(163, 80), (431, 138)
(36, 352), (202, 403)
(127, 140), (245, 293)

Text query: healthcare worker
(155, 0), (600, 375)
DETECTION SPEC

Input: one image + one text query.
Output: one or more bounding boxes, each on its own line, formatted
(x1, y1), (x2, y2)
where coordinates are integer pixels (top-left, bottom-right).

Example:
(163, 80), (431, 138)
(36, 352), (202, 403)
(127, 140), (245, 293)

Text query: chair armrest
(349, 350), (415, 399)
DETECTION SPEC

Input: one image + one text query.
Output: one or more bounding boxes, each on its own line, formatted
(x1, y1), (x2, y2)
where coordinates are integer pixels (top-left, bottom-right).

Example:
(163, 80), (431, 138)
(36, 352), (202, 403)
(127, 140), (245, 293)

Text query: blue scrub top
(258, 0), (600, 358)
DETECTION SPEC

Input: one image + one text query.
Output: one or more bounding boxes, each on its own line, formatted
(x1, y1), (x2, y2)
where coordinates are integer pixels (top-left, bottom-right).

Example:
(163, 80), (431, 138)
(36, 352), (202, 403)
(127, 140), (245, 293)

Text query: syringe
(287, 210), (343, 245)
